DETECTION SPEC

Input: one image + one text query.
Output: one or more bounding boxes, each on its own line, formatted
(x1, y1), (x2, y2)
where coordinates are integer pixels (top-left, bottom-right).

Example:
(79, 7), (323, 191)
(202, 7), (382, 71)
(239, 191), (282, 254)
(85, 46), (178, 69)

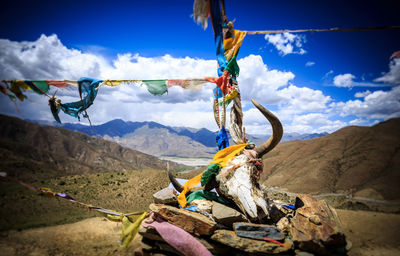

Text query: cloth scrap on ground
(142, 213), (213, 256)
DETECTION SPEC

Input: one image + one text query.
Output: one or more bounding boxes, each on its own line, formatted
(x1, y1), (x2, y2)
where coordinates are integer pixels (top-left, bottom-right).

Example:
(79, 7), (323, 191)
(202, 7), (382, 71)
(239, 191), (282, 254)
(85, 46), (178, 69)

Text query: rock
(141, 237), (183, 256)
(233, 222), (285, 241)
(153, 187), (178, 205)
(133, 247), (144, 256)
(189, 199), (213, 213)
(294, 249), (315, 256)
(138, 225), (164, 242)
(149, 203), (217, 236)
(269, 204), (286, 223)
(288, 194), (347, 255)
(212, 202), (247, 227)
(276, 217), (290, 234)
(345, 239), (352, 251)
(140, 239), (154, 251)
(197, 237), (231, 255)
(308, 215), (321, 225)
(211, 230), (293, 254)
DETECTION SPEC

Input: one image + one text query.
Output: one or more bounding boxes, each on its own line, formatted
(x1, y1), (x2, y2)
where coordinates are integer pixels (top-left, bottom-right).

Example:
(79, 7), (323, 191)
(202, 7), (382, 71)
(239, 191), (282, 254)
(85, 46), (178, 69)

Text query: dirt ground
(0, 217), (140, 256)
(0, 209), (399, 256)
(336, 209), (400, 256)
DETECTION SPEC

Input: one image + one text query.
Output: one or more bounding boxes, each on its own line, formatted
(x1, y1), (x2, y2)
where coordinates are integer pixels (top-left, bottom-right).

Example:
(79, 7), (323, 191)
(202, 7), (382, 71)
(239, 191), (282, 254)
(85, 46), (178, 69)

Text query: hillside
(0, 114), (187, 182)
(261, 118), (400, 202)
(0, 114), (188, 230)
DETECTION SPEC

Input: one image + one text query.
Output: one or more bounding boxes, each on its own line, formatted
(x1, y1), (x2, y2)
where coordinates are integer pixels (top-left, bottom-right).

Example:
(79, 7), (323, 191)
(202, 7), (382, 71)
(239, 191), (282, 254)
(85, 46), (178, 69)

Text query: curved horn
(168, 171), (183, 193)
(251, 99), (283, 158)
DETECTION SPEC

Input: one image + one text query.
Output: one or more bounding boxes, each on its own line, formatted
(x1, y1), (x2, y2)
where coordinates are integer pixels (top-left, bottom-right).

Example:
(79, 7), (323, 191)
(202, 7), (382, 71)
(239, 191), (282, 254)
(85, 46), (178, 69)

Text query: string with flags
(0, 77), (220, 123)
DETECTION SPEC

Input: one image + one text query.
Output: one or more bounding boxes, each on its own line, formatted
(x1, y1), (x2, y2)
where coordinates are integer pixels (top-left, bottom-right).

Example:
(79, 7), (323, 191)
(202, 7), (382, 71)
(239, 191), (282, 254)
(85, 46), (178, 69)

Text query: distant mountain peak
(25, 118), (332, 157)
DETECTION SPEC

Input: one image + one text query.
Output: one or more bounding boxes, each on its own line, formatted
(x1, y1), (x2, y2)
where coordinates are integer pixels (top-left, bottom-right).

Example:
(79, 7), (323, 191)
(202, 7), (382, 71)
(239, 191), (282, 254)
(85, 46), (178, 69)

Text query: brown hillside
(0, 114), (187, 182)
(261, 118), (400, 201)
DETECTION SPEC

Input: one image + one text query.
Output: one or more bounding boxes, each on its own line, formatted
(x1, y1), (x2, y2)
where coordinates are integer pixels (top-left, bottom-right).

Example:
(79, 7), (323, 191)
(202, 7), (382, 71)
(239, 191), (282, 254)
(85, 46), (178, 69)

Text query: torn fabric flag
(50, 77), (103, 123)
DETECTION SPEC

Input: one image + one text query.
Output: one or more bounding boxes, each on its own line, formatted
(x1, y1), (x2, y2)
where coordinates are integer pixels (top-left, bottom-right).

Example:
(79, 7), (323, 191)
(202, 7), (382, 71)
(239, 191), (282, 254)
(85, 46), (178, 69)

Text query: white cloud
(374, 58), (400, 84)
(333, 71), (396, 88)
(322, 70), (334, 81)
(333, 73), (355, 88)
(237, 54), (294, 105)
(354, 90), (371, 98)
(1, 34), (398, 136)
(264, 33), (306, 56)
(349, 118), (377, 126)
(287, 113), (347, 133)
(332, 86), (400, 119)
(277, 85), (332, 116)
(0, 34), (108, 80)
(305, 61), (315, 67)
(0, 35), (298, 132)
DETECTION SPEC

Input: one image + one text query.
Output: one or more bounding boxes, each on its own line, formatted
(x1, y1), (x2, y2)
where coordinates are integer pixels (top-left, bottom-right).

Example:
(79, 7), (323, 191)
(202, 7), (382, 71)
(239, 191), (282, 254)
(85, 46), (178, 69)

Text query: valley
(0, 115), (399, 255)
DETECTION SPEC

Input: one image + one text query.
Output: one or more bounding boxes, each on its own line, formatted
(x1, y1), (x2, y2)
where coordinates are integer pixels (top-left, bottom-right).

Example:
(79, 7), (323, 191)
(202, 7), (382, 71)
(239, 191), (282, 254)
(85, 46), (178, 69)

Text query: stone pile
(134, 187), (349, 256)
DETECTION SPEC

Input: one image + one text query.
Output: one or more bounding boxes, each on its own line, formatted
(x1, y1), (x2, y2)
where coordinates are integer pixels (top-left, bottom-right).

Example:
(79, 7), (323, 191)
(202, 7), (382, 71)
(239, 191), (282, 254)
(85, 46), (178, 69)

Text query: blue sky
(0, 0), (399, 135)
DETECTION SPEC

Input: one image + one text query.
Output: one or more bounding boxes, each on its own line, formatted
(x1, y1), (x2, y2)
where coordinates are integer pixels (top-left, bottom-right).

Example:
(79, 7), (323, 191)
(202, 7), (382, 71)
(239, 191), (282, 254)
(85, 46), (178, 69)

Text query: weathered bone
(169, 99), (283, 222)
(168, 171), (183, 193)
(251, 99), (283, 158)
(216, 154), (269, 221)
(216, 99), (283, 221)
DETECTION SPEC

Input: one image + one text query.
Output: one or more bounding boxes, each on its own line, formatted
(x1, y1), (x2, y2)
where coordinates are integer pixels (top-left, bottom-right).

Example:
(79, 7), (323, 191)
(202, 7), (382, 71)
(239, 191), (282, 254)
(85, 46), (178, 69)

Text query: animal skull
(169, 99), (283, 222)
(215, 99), (283, 222)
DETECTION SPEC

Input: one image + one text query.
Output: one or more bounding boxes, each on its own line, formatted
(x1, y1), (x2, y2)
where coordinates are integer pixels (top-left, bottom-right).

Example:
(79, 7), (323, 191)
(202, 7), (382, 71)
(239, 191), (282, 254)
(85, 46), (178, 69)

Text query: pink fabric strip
(142, 216), (212, 256)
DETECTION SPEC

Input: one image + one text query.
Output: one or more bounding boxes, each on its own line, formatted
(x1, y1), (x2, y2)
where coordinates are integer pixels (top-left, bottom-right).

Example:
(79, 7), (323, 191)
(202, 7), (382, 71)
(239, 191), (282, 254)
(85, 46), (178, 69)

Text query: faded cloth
(186, 190), (229, 205)
(201, 163), (221, 186)
(51, 77), (103, 123)
(177, 173), (203, 207)
(223, 30), (247, 62)
(120, 212), (147, 248)
(142, 214), (212, 256)
(216, 125), (229, 150)
(209, 143), (247, 167)
(205, 70), (231, 95)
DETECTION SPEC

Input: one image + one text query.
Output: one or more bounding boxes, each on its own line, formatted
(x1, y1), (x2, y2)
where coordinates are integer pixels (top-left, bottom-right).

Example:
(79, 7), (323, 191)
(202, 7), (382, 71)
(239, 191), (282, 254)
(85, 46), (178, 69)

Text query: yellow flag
(209, 143), (247, 167)
(121, 212), (147, 248)
(223, 30), (247, 62)
(177, 173), (203, 207)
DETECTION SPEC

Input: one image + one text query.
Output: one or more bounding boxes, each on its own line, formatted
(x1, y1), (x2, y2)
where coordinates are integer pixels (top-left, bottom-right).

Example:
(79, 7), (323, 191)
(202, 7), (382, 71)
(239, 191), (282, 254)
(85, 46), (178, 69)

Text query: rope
(0, 174), (142, 217)
(245, 25), (400, 35)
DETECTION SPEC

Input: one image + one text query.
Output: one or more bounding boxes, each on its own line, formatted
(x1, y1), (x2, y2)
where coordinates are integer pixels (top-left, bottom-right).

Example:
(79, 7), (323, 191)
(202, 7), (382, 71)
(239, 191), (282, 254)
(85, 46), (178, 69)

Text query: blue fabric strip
(216, 125), (229, 150)
(60, 77), (103, 120)
(210, 0), (226, 76)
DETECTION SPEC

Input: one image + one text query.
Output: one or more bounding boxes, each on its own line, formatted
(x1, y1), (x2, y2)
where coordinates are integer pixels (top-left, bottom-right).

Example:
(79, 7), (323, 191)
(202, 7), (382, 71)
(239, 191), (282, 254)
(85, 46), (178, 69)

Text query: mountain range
(2, 114), (399, 207)
(0, 114), (187, 182)
(29, 119), (328, 158)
